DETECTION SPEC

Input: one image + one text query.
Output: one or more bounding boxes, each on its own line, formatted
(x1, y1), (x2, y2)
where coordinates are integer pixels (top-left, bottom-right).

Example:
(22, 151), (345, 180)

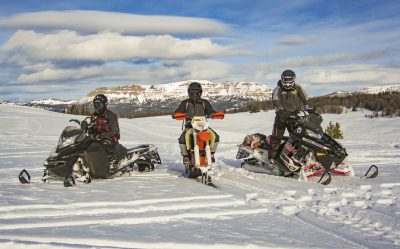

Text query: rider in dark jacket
(172, 82), (220, 161)
(90, 94), (122, 158)
(269, 70), (308, 164)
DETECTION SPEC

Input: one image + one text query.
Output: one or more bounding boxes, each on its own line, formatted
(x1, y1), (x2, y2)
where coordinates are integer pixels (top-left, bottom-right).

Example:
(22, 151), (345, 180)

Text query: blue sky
(0, 0), (399, 101)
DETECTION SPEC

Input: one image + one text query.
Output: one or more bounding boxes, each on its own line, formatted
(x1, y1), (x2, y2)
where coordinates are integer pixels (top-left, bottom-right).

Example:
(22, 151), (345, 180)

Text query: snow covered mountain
(355, 84), (400, 94)
(78, 80), (273, 111)
(30, 98), (77, 105)
(325, 84), (400, 97)
(323, 90), (353, 98)
(25, 98), (77, 113)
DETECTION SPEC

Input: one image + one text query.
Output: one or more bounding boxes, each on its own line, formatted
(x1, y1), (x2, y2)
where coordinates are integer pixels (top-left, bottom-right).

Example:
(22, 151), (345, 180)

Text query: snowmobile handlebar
(211, 111), (225, 119)
(69, 119), (81, 125)
(172, 112), (225, 120)
(172, 112), (187, 120)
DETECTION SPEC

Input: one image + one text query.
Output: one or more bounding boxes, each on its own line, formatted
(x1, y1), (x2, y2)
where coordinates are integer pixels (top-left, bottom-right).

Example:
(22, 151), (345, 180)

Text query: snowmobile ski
(195, 173), (217, 188)
(18, 169), (31, 184)
(63, 175), (76, 187)
(364, 164), (378, 178)
(317, 171), (332, 185)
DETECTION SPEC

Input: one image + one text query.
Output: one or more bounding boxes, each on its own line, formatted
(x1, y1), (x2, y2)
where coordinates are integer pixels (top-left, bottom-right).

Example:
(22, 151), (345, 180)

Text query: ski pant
(269, 111), (294, 160)
(178, 128), (220, 156)
(100, 139), (127, 161)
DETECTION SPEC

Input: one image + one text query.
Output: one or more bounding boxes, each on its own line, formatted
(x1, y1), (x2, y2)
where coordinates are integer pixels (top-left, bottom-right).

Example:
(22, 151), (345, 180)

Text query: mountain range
(77, 80), (273, 114)
(16, 81), (400, 114)
(323, 84), (400, 98)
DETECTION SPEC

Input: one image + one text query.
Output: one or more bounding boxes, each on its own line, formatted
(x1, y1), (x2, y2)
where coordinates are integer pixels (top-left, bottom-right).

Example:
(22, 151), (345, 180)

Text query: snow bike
(19, 117), (161, 187)
(236, 110), (378, 185)
(173, 112), (224, 185)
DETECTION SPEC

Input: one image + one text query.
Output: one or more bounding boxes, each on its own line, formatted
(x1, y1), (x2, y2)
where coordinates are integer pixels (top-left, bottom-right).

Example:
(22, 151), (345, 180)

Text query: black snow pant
(269, 111), (294, 160)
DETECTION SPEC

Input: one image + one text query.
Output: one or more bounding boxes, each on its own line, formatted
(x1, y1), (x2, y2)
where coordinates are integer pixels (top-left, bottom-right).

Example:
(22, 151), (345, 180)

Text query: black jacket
(91, 109), (120, 142)
(272, 80), (308, 114)
(174, 98), (216, 121)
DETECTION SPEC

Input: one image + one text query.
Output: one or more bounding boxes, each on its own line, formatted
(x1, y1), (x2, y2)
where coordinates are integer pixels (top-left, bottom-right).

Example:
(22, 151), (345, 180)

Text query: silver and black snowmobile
(19, 117), (161, 187)
(236, 110), (378, 185)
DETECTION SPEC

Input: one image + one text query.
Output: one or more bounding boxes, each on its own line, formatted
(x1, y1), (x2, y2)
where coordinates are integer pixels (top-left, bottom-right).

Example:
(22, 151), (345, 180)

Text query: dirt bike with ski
(19, 117), (161, 187)
(173, 112), (224, 186)
(236, 110), (378, 185)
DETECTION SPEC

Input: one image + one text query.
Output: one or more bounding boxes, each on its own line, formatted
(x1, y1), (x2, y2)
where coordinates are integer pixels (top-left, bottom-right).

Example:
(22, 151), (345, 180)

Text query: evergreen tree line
(66, 92), (400, 118)
(66, 104), (91, 116)
(308, 92), (400, 117)
(227, 92), (400, 117)
(119, 110), (171, 119)
(66, 103), (171, 119)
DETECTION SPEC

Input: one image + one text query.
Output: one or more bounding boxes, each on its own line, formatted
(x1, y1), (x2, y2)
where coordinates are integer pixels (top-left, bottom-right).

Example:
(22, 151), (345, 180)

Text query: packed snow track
(0, 104), (399, 249)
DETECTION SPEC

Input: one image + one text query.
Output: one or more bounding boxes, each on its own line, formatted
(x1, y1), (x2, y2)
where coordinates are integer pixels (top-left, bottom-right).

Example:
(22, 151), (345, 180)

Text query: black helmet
(93, 94), (108, 114)
(188, 82), (202, 101)
(281, 69), (296, 89)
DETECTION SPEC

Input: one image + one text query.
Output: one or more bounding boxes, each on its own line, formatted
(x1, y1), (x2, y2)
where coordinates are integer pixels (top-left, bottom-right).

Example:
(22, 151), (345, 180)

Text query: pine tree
(325, 121), (344, 139)
(334, 122), (344, 139)
(69, 104), (77, 114)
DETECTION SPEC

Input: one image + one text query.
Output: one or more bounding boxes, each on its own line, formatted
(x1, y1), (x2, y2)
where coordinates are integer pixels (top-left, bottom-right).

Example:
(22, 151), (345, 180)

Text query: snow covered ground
(0, 104), (399, 249)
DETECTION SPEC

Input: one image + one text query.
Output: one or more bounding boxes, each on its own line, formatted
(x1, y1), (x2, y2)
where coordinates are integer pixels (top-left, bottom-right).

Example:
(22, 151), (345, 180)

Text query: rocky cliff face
(79, 80), (273, 112)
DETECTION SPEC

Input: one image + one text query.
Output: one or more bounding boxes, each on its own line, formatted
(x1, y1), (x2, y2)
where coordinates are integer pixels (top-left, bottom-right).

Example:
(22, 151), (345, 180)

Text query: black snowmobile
(19, 117), (161, 187)
(236, 110), (378, 185)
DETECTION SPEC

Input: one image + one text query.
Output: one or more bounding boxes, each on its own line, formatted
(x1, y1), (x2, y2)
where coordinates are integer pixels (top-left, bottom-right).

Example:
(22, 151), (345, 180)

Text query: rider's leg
(269, 114), (288, 161)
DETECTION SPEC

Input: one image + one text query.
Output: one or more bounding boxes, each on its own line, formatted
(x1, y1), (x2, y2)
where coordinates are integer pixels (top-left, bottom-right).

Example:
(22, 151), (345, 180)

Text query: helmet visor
(189, 88), (201, 100)
(282, 76), (294, 84)
(282, 76), (295, 88)
(93, 101), (105, 112)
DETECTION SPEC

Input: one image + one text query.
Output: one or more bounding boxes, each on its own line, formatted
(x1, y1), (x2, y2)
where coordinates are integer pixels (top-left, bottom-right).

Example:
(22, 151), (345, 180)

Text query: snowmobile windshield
(58, 134), (79, 148)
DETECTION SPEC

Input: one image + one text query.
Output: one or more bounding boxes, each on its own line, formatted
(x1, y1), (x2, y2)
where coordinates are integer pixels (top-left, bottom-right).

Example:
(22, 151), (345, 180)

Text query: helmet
(281, 69), (296, 89)
(188, 82), (202, 101)
(93, 94), (108, 114)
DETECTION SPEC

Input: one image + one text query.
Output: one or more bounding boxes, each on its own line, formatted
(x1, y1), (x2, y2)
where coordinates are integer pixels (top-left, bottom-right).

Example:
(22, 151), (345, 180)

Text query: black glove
(87, 125), (95, 134)
(275, 106), (285, 114)
(305, 104), (315, 113)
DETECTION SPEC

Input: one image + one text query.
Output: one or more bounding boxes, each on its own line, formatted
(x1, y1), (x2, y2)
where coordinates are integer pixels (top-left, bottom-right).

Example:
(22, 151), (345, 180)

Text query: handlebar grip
(173, 112), (186, 120)
(212, 111), (225, 119)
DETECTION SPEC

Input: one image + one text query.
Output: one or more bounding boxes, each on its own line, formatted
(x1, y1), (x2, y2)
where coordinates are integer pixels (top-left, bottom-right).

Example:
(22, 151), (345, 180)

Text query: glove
(275, 106), (285, 114)
(173, 112), (186, 120)
(211, 111), (224, 119)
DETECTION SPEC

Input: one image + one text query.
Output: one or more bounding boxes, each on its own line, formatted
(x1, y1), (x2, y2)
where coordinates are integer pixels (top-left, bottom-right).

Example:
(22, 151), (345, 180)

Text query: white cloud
(106, 59), (233, 83)
(15, 59), (233, 83)
(301, 64), (400, 84)
(0, 10), (229, 35)
(0, 83), (80, 94)
(278, 35), (314, 46)
(18, 66), (102, 82)
(244, 61), (400, 91)
(1, 30), (246, 64)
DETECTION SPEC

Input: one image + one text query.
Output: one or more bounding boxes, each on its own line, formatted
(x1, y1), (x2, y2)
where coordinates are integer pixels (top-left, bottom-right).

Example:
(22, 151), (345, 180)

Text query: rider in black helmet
(269, 70), (309, 165)
(91, 94), (122, 159)
(172, 82), (220, 162)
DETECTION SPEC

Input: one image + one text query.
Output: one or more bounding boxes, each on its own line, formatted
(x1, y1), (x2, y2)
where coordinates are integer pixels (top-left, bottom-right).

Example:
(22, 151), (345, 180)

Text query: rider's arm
(109, 112), (120, 140)
(172, 100), (188, 119)
(203, 100), (224, 119)
(101, 111), (120, 141)
(272, 86), (284, 112)
(204, 99), (216, 117)
(296, 85), (309, 105)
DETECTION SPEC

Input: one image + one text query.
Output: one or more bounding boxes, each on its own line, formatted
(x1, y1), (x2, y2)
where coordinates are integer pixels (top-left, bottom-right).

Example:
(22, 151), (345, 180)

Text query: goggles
(93, 101), (105, 109)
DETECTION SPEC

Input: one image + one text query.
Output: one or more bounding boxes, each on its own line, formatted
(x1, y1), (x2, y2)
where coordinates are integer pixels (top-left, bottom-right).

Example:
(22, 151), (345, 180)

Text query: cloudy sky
(0, 0), (399, 101)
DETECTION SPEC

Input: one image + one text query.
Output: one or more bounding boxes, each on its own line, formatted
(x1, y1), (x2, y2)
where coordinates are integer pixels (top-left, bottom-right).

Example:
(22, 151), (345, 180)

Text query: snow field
(0, 104), (399, 248)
